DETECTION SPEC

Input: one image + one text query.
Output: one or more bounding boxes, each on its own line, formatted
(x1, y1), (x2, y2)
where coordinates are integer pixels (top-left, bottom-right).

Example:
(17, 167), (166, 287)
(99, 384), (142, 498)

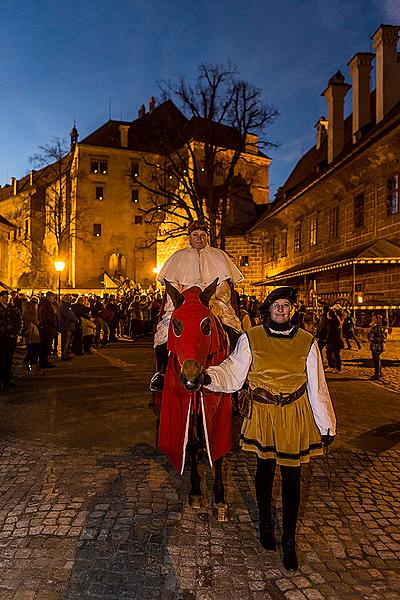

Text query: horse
(157, 278), (232, 521)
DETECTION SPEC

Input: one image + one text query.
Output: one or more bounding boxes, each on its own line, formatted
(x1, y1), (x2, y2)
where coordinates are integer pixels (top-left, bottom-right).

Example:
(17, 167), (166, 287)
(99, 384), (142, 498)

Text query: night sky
(0, 0), (398, 198)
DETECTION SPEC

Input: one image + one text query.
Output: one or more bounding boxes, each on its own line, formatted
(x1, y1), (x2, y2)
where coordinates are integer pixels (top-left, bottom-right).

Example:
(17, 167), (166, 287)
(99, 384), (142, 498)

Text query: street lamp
(54, 260), (65, 302)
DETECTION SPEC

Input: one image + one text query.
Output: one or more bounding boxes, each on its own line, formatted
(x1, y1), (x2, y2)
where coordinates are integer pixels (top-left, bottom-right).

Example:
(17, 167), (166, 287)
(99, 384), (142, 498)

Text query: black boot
(149, 342), (168, 392)
(255, 458), (276, 551)
(281, 465), (301, 571)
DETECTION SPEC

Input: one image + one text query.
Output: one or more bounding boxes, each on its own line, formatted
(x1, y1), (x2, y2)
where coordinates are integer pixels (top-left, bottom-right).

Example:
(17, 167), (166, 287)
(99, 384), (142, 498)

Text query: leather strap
(251, 382), (306, 407)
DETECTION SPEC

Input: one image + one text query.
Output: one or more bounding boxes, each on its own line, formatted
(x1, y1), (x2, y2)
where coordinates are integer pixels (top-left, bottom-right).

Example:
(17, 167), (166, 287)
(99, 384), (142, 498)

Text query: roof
(80, 101), (188, 153)
(0, 214), (15, 228)
(80, 100), (268, 157)
(255, 239), (400, 286)
(270, 91), (400, 210)
(0, 155), (73, 203)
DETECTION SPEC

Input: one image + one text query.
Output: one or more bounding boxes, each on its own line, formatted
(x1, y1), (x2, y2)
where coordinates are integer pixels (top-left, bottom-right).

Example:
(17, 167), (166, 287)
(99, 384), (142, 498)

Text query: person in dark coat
(367, 314), (387, 380)
(342, 309), (361, 350)
(38, 291), (57, 368)
(325, 309), (344, 372)
(0, 290), (22, 388)
(58, 294), (79, 360)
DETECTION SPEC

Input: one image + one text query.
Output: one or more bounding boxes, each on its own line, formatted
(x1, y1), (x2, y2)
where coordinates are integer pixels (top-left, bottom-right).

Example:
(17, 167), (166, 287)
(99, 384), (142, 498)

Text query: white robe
(154, 244), (243, 347)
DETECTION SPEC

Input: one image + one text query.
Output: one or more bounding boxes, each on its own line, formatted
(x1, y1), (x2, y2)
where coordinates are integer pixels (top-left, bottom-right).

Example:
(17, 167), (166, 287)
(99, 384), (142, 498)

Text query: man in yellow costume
(150, 220), (243, 391)
(203, 286), (336, 571)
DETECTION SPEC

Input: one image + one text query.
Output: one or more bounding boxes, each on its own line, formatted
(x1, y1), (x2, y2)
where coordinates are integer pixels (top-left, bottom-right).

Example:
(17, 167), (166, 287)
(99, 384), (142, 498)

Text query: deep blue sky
(0, 0), (398, 198)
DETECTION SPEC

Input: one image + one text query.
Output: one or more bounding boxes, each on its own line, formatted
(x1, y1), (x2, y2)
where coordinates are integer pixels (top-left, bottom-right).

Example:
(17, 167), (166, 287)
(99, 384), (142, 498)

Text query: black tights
(255, 457), (301, 538)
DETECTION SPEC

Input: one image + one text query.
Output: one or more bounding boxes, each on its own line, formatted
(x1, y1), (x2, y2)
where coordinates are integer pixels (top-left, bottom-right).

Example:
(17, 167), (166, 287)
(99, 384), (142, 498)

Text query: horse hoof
(215, 503), (229, 522)
(189, 495), (203, 509)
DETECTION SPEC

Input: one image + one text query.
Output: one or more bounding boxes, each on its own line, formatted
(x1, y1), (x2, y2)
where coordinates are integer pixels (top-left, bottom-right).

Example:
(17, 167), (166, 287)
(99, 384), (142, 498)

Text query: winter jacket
(39, 298), (57, 335)
(58, 301), (79, 332)
(367, 324), (386, 355)
(0, 303), (22, 338)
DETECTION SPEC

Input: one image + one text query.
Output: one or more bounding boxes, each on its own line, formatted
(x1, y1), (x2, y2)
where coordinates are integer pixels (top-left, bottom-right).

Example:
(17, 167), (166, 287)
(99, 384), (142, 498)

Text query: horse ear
(199, 278), (219, 307)
(164, 279), (184, 309)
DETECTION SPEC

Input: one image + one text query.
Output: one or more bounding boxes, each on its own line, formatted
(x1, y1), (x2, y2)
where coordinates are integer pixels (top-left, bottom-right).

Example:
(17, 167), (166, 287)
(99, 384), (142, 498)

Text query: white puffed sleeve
(306, 341), (337, 435)
(205, 333), (252, 393)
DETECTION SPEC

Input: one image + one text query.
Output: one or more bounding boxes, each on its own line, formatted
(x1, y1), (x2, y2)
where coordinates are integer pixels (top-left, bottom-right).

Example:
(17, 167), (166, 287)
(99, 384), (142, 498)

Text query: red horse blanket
(158, 294), (232, 473)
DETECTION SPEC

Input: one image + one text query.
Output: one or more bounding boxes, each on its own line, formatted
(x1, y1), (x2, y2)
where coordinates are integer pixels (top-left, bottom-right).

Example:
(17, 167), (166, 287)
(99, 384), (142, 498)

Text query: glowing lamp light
(153, 265), (161, 275)
(54, 261), (65, 272)
(357, 293), (364, 304)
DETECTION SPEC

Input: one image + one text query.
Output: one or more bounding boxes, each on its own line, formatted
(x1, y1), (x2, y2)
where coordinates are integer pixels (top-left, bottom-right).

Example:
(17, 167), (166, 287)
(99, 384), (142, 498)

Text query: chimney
(322, 71), (351, 163)
(149, 96), (156, 113)
(119, 124), (130, 148)
(314, 116), (328, 150)
(10, 177), (17, 195)
(138, 104), (146, 118)
(245, 133), (258, 154)
(348, 52), (374, 142)
(372, 25), (400, 123)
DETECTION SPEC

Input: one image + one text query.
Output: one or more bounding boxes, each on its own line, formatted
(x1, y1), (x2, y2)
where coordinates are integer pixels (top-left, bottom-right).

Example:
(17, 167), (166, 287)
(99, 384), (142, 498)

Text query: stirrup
(150, 372), (165, 392)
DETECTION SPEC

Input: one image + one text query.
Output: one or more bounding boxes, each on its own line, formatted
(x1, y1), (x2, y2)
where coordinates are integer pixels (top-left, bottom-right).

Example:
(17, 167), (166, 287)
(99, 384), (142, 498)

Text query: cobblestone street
(0, 339), (399, 600)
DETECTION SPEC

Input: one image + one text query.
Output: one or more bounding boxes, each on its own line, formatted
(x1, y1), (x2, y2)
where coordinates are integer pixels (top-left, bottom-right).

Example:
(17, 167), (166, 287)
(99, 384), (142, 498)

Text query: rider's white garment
(154, 244), (243, 347)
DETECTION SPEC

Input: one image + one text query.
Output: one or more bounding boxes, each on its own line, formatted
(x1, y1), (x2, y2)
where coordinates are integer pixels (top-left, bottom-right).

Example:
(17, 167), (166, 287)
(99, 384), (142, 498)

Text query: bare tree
(132, 62), (278, 249)
(8, 137), (89, 288)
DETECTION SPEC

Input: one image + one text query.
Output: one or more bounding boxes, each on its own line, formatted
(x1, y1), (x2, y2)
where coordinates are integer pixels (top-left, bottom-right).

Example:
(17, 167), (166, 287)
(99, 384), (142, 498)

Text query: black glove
(321, 434), (335, 447)
(202, 372), (212, 387)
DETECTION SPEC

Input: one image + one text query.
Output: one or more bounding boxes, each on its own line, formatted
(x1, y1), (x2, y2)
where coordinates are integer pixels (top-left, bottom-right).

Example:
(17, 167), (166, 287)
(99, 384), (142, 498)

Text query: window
(134, 215), (143, 225)
(329, 206), (339, 239)
(24, 219), (29, 240)
(281, 231), (287, 257)
(270, 237), (276, 261)
(387, 175), (399, 215)
(93, 223), (102, 237)
(294, 224), (302, 253)
(310, 215), (318, 246)
(131, 161), (139, 177)
(91, 159), (108, 174)
(96, 186), (104, 201)
(18, 226), (22, 238)
(354, 193), (364, 228)
(131, 189), (139, 203)
(240, 256), (249, 267)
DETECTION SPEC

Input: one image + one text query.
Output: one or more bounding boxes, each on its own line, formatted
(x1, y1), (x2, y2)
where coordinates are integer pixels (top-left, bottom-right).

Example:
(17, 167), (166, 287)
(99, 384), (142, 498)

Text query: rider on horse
(150, 220), (243, 392)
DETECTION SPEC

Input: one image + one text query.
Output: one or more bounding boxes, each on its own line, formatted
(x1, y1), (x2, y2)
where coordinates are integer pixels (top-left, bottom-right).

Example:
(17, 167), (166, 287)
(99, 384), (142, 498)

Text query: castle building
(0, 99), (270, 293)
(249, 24), (400, 312)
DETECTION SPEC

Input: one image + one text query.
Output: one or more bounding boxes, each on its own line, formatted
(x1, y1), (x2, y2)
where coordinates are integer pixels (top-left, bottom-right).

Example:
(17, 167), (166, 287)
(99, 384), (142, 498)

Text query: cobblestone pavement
(336, 339), (400, 394)
(0, 339), (399, 600)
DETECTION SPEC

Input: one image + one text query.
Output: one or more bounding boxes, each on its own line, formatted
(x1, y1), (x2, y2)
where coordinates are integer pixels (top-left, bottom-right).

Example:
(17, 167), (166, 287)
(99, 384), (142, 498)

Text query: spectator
(315, 305), (329, 353)
(325, 308), (344, 372)
(58, 294), (79, 360)
(81, 314), (96, 354)
(0, 290), (22, 389)
(71, 296), (90, 355)
(97, 302), (114, 347)
(22, 298), (42, 372)
(342, 309), (361, 350)
(367, 314), (387, 381)
(38, 292), (57, 368)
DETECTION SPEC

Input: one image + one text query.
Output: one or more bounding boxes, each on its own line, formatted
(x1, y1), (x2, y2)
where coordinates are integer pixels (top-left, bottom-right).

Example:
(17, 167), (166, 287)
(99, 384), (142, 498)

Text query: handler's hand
(201, 372), (212, 387)
(321, 434), (335, 447)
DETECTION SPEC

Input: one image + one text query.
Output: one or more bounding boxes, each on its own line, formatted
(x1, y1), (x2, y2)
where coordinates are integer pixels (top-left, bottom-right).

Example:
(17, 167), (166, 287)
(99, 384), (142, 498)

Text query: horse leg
(213, 457), (229, 522)
(188, 412), (202, 509)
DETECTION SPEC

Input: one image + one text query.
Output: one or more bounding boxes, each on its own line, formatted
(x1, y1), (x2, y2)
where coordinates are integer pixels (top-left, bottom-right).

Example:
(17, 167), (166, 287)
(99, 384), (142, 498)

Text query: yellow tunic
(240, 326), (323, 466)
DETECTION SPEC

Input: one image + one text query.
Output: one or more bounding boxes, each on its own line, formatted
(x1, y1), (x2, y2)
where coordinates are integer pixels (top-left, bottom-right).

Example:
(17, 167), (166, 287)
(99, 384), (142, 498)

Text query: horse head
(165, 278), (219, 391)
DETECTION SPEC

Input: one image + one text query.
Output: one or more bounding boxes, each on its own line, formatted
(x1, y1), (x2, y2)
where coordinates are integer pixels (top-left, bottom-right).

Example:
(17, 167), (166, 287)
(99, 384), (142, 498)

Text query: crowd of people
(0, 287), (163, 389)
(0, 284), (392, 390)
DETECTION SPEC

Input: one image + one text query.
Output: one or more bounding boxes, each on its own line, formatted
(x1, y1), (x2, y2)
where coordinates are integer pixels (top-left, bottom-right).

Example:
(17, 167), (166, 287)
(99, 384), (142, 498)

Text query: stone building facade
(250, 24), (400, 311)
(0, 99), (270, 293)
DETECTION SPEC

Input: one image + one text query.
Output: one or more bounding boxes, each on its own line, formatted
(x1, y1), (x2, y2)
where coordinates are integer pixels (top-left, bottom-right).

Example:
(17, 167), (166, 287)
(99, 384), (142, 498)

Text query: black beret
(259, 287), (297, 318)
